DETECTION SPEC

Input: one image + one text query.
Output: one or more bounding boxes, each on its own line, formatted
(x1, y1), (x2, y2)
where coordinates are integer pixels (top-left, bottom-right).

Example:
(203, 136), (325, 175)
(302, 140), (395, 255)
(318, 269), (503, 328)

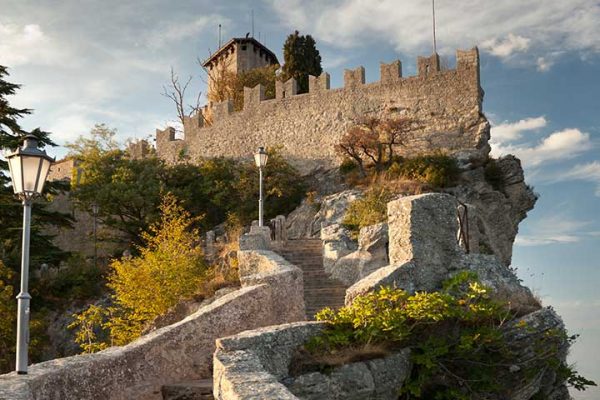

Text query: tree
(162, 67), (203, 128)
(0, 66), (72, 268)
(232, 64), (279, 111)
(65, 123), (119, 158)
(70, 194), (207, 348)
(282, 31), (322, 93)
(204, 61), (279, 112)
(235, 147), (307, 224)
(336, 117), (413, 176)
(71, 149), (165, 247)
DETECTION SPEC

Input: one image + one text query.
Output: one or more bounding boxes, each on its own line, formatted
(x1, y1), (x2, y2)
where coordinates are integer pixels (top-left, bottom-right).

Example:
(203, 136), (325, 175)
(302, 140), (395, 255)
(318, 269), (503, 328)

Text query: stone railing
(0, 249), (305, 400)
(213, 321), (412, 400)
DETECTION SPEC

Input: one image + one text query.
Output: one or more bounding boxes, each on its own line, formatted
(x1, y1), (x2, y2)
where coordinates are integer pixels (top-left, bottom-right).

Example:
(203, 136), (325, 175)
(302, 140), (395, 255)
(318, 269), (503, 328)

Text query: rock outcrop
(346, 193), (538, 314)
(449, 155), (537, 265)
(325, 223), (389, 286)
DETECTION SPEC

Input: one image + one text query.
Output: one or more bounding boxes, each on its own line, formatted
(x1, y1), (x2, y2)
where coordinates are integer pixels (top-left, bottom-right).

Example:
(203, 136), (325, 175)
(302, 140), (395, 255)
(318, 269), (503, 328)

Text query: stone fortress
(1, 38), (574, 400)
(155, 45), (488, 173)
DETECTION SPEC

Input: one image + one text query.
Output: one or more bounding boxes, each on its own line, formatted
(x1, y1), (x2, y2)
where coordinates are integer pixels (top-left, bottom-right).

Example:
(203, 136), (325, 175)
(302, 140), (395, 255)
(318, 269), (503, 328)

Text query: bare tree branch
(161, 67), (203, 129)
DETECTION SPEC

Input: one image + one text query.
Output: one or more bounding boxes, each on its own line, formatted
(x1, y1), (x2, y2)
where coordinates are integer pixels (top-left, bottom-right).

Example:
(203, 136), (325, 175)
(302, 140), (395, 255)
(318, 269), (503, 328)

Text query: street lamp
(6, 135), (54, 375)
(254, 147), (268, 227)
(91, 203), (99, 269)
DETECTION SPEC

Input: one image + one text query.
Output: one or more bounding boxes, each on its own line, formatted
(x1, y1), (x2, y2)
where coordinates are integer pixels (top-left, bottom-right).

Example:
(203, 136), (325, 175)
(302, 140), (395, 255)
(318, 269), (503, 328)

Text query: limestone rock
(285, 199), (320, 239)
(326, 223), (389, 286)
(358, 223), (388, 253)
(365, 348), (412, 399)
(286, 190), (362, 239)
(286, 372), (333, 400)
(449, 156), (537, 266)
(238, 226), (271, 251)
(313, 190), (363, 233)
(387, 193), (461, 268)
(328, 250), (383, 286)
(286, 349), (411, 400)
(217, 322), (325, 379)
(328, 362), (375, 399)
(457, 254), (538, 313)
(321, 224), (358, 270)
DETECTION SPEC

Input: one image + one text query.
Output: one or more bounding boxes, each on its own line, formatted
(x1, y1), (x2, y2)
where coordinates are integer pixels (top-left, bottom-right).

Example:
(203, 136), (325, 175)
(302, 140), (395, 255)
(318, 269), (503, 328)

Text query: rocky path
(275, 239), (347, 319)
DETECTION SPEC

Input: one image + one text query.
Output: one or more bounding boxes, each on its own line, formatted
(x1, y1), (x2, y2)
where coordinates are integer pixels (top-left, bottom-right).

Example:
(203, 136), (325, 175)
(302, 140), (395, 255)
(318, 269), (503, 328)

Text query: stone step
(276, 241), (346, 320)
(161, 379), (213, 400)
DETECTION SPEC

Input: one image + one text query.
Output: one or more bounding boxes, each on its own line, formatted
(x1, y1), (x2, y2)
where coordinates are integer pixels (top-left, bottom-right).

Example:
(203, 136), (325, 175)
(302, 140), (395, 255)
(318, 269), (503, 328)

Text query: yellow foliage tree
(70, 194), (207, 349)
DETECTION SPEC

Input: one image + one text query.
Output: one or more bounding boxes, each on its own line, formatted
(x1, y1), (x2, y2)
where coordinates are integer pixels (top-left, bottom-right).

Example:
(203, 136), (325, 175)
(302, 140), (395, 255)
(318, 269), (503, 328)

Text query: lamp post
(6, 135), (54, 375)
(254, 147), (268, 227)
(91, 203), (99, 269)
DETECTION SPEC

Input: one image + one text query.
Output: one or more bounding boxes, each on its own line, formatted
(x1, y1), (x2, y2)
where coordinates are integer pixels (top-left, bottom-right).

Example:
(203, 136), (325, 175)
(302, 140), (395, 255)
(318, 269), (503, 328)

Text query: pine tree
(0, 66), (72, 271)
(282, 31), (323, 93)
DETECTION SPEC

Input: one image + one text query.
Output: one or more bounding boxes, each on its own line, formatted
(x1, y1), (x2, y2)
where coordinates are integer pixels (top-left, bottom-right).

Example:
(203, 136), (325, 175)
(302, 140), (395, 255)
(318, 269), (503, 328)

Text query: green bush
(342, 188), (393, 239)
(339, 158), (359, 175)
(307, 272), (596, 398)
(387, 153), (459, 188)
(484, 158), (505, 191)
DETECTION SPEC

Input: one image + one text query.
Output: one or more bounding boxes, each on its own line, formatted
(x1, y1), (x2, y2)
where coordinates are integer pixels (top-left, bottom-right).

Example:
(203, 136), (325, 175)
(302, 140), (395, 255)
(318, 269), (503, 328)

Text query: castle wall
(157, 48), (489, 174)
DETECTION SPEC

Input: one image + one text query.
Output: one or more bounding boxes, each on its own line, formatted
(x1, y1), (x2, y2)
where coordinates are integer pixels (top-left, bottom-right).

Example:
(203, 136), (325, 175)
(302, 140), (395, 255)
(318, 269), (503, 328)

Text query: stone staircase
(162, 378), (214, 400)
(161, 239), (345, 399)
(275, 239), (347, 319)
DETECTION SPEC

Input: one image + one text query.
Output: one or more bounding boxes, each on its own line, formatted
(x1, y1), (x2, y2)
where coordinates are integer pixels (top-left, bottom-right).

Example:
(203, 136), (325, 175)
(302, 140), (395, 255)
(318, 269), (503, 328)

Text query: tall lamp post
(254, 147), (268, 227)
(6, 135), (54, 375)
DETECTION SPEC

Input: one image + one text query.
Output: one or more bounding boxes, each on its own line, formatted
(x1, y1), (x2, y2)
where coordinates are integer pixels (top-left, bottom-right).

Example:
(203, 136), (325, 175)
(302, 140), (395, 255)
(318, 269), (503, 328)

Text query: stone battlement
(156, 48), (489, 173)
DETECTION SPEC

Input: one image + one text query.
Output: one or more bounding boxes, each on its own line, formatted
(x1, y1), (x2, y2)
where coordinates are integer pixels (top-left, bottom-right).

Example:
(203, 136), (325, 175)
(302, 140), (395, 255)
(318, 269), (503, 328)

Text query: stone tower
(202, 37), (279, 102)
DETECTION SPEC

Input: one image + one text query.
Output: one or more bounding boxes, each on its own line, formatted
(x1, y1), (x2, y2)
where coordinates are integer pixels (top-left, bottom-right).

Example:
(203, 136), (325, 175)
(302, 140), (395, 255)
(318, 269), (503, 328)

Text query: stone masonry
(156, 48), (489, 173)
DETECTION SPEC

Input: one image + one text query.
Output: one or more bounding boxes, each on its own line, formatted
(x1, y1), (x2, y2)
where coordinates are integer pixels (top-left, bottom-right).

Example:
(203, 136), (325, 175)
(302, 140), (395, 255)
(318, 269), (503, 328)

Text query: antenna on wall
(432, 0), (437, 54)
(251, 9), (255, 38)
(218, 24), (222, 48)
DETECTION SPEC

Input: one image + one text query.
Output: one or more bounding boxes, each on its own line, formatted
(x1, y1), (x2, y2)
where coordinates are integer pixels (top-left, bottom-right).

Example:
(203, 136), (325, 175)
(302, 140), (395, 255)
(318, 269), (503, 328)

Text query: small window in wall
(241, 45), (247, 50)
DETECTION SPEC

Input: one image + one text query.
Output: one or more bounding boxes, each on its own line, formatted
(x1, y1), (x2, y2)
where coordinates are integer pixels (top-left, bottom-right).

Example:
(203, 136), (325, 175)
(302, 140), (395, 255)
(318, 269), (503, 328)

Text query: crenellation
(213, 99), (234, 122)
(276, 78), (298, 99)
(456, 48), (479, 70)
(156, 126), (176, 144)
(380, 60), (403, 83)
(183, 111), (204, 130)
(243, 84), (266, 110)
(417, 53), (440, 76)
(309, 72), (330, 93)
(156, 48), (489, 174)
(344, 66), (365, 88)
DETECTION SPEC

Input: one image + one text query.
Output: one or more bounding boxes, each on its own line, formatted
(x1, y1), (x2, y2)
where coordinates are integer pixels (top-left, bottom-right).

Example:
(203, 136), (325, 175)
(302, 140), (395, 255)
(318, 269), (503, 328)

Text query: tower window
(241, 45), (247, 50)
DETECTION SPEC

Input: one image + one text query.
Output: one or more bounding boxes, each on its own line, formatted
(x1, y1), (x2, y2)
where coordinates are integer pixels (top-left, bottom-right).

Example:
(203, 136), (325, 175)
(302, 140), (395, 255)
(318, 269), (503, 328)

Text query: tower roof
(202, 37), (279, 69)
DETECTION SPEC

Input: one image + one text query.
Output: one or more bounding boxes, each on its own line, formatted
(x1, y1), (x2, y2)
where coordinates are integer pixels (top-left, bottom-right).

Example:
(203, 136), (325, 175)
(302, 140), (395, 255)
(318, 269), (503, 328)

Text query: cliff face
(449, 155), (538, 266)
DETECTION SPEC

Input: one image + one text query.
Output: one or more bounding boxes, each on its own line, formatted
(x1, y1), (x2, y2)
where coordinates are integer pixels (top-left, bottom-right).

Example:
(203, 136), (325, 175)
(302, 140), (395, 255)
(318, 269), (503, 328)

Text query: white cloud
(267, 0), (600, 69)
(481, 34), (530, 58)
(516, 215), (591, 246)
(536, 57), (553, 72)
(0, 23), (68, 66)
(491, 116), (546, 143)
(492, 128), (591, 167)
(147, 15), (228, 49)
(554, 161), (600, 197)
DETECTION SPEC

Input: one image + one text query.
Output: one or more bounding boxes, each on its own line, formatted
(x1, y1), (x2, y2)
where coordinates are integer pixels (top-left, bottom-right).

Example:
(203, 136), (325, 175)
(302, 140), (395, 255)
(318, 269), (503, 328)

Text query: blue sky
(1, 0), (599, 396)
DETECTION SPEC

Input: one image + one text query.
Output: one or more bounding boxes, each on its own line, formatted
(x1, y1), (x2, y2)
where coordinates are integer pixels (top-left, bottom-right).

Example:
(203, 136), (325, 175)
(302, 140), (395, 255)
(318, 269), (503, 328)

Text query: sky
(1, 0), (599, 397)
